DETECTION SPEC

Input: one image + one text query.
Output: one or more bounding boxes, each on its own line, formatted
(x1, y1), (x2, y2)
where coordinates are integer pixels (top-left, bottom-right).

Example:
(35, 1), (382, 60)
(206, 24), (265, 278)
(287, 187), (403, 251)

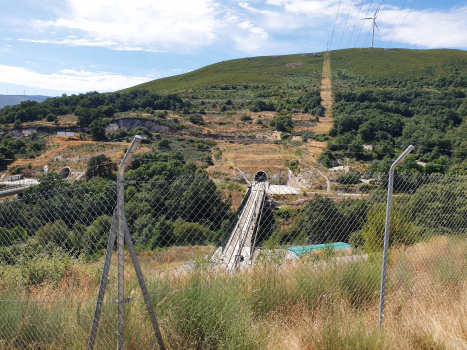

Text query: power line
(347, 0), (367, 48)
(387, 0), (417, 48)
(379, 0), (409, 48)
(338, 0), (355, 50)
(329, 0), (343, 51)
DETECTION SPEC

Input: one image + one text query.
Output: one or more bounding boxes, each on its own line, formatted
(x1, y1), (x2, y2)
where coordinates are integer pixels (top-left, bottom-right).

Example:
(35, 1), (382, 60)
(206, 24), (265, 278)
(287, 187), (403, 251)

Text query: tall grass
(301, 313), (388, 350)
(0, 236), (467, 349)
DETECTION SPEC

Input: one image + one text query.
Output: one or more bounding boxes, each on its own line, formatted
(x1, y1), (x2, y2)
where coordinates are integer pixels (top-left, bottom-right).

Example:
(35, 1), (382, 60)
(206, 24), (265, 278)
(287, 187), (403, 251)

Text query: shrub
(337, 171), (361, 184)
(155, 111), (166, 119)
(249, 100), (275, 112)
(269, 115), (293, 132)
(189, 114), (204, 124)
(35, 220), (68, 246)
(0, 227), (28, 247)
(46, 114), (55, 122)
(360, 203), (418, 252)
(220, 105), (227, 112)
(240, 113), (252, 122)
(158, 139), (170, 149)
(281, 133), (291, 142)
(173, 221), (214, 245)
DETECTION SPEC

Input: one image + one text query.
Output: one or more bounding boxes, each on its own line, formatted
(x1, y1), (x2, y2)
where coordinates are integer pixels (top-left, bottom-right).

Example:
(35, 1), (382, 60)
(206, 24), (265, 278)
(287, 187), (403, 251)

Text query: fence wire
(0, 170), (467, 349)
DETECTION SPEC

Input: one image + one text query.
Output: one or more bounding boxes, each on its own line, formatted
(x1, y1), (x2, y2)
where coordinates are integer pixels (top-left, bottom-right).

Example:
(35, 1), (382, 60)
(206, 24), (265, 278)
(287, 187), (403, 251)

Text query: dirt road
(320, 51), (333, 127)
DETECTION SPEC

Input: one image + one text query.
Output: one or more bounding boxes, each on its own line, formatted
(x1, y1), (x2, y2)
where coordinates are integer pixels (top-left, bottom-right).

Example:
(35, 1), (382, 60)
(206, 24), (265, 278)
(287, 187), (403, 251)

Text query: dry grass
(1, 236), (466, 349)
(16, 114), (79, 129)
(320, 51), (333, 121)
(10, 136), (132, 172)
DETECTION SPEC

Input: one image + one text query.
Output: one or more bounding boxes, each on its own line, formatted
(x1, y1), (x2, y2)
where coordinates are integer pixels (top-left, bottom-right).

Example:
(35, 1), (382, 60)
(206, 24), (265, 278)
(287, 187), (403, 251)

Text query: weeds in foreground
(301, 314), (388, 350)
(0, 236), (466, 349)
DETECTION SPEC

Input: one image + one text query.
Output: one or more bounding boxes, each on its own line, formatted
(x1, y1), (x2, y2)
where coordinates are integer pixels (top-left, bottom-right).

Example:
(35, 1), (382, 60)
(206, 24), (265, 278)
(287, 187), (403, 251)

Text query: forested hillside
(322, 48), (467, 174)
(1, 48), (467, 174)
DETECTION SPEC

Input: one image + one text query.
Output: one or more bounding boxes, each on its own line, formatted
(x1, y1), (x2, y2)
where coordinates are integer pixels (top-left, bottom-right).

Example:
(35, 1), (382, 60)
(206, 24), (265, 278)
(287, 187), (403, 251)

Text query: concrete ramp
(213, 171), (268, 271)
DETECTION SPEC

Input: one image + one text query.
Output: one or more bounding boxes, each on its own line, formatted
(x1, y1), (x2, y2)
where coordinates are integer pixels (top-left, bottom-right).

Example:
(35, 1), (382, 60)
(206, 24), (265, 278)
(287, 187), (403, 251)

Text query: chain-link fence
(1, 143), (467, 349)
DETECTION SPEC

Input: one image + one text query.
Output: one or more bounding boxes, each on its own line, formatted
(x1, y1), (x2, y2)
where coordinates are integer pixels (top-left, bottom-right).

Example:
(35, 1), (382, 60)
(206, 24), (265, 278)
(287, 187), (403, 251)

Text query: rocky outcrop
(105, 118), (171, 133)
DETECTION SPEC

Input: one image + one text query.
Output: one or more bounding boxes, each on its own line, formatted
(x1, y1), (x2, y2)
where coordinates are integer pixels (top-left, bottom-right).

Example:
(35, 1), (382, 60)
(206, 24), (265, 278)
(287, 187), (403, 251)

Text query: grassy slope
(125, 49), (467, 94)
(123, 53), (325, 93)
(331, 48), (467, 79)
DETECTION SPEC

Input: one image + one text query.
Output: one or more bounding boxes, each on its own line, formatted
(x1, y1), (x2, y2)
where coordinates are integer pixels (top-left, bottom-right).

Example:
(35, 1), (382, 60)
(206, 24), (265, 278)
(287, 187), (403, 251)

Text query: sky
(0, 0), (466, 96)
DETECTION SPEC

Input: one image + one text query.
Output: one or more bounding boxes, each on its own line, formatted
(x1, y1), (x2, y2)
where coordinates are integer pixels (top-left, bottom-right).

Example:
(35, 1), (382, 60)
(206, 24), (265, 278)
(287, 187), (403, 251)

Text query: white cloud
(30, 0), (220, 52)
(259, 1), (467, 49)
(0, 65), (151, 92)
(377, 6), (467, 48)
(19, 0), (467, 55)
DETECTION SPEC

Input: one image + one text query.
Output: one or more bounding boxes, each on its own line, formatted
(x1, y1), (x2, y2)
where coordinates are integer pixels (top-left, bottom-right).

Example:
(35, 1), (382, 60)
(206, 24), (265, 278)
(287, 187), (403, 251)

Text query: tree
(158, 139), (170, 149)
(220, 105), (227, 112)
(46, 114), (55, 122)
(76, 108), (104, 126)
(89, 119), (107, 139)
(359, 203), (417, 253)
(448, 161), (467, 175)
(85, 154), (116, 179)
(101, 106), (115, 117)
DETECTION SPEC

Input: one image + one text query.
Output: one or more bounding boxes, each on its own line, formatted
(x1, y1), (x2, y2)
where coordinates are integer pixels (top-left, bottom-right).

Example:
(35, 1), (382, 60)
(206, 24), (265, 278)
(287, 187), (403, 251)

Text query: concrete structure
(0, 178), (40, 197)
(58, 166), (71, 179)
(212, 170), (269, 271)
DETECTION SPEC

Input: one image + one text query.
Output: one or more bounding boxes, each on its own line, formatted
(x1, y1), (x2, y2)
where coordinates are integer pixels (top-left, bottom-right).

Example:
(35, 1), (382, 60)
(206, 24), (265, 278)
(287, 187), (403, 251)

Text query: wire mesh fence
(1, 161), (467, 348)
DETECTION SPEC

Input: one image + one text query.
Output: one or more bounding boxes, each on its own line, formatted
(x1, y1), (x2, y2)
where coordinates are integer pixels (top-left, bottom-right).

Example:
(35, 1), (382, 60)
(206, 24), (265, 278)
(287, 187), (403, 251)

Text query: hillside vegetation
(124, 53), (324, 94)
(1, 48), (467, 174)
(322, 48), (467, 174)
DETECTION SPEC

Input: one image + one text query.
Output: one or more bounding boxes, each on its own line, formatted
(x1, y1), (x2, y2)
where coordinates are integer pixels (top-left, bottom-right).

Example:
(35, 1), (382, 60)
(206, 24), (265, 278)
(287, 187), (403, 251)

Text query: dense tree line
(0, 133), (47, 165)
(0, 90), (190, 126)
(0, 142), (232, 260)
(322, 87), (467, 172)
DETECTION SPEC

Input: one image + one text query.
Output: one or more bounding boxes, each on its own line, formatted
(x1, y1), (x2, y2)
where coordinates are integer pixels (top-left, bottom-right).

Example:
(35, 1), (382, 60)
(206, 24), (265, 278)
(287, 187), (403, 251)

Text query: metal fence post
(379, 145), (414, 328)
(88, 211), (118, 350)
(117, 135), (142, 349)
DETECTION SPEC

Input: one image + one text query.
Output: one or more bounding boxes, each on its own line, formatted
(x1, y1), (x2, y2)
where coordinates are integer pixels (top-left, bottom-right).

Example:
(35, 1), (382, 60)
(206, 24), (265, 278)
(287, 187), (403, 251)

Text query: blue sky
(0, 0), (466, 96)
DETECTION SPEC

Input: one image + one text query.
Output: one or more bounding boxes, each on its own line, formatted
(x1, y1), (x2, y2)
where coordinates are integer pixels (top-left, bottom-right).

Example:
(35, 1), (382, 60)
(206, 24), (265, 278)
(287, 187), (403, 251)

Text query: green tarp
(287, 242), (351, 256)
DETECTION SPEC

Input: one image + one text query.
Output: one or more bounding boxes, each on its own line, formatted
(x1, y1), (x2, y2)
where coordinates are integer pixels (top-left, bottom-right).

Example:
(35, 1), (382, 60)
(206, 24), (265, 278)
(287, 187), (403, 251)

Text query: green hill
(125, 48), (467, 94)
(123, 53), (325, 94)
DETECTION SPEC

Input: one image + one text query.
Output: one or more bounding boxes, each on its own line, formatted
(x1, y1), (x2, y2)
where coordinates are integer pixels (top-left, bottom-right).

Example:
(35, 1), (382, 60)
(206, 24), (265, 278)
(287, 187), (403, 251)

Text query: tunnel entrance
(58, 167), (71, 179)
(254, 171), (268, 183)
